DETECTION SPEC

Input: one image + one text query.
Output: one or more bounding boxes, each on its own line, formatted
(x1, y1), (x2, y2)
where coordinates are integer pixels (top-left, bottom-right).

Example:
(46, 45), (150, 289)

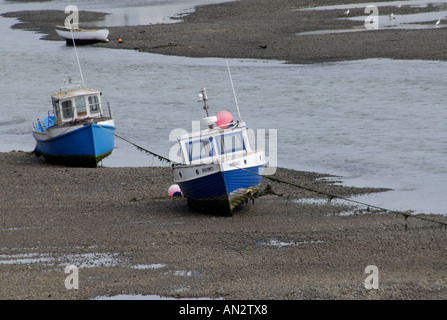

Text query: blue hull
(178, 165), (263, 215)
(34, 123), (115, 167)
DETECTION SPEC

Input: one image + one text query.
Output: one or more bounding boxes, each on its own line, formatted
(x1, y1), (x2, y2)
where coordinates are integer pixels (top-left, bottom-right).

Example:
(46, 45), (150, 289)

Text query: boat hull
(173, 161), (264, 216)
(55, 27), (109, 45)
(33, 121), (115, 167)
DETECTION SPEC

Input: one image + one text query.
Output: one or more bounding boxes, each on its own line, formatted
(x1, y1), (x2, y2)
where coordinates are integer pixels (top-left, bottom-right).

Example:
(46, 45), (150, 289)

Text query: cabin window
(75, 97), (87, 116)
(53, 101), (61, 122)
(185, 137), (215, 161)
(216, 132), (245, 155)
(88, 95), (100, 113)
(61, 100), (73, 119)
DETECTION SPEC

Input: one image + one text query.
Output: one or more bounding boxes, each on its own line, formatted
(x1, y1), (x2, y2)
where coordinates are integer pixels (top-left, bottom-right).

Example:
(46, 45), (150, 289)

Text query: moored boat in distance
(32, 79), (115, 167)
(55, 25), (109, 45)
(172, 88), (266, 216)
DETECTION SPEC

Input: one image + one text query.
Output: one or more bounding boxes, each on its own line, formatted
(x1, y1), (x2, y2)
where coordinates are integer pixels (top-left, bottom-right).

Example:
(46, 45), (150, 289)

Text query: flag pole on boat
(226, 58), (241, 121)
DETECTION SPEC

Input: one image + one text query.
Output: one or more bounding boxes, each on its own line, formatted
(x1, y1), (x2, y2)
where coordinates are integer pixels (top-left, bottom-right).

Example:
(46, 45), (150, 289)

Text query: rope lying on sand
(239, 166), (447, 230)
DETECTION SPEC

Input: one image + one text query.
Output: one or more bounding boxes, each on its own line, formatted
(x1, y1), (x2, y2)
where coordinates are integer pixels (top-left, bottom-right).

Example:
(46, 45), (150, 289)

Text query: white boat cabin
(177, 120), (253, 165)
(51, 84), (109, 125)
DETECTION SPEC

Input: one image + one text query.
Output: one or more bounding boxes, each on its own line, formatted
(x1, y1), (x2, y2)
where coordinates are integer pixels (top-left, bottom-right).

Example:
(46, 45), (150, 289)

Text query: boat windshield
(183, 131), (247, 163)
(62, 100), (73, 119)
(75, 97), (87, 116)
(56, 94), (103, 122)
(88, 95), (100, 113)
(216, 132), (245, 155)
(185, 137), (215, 162)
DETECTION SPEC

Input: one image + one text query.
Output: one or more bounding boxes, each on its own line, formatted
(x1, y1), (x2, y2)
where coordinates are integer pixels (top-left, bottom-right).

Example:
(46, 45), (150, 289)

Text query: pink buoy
(168, 184), (182, 197)
(215, 110), (233, 129)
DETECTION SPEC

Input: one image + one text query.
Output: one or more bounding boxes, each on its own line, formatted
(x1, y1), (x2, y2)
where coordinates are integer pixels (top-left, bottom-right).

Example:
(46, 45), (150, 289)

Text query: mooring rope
(96, 123), (175, 164)
(235, 165), (447, 230)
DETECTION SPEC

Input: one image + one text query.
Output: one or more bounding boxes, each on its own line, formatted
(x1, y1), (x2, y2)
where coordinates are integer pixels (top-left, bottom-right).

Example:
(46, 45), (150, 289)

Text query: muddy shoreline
(1, 0), (447, 301)
(3, 0), (447, 64)
(1, 151), (446, 300)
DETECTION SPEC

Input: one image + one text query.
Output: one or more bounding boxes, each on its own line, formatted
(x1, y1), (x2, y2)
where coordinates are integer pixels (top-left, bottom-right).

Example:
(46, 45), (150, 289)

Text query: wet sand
(1, 0), (447, 301)
(3, 0), (447, 64)
(1, 151), (446, 300)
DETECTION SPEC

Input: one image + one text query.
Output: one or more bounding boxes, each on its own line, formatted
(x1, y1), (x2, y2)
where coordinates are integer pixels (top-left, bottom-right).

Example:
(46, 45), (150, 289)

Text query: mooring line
(96, 123), (176, 164)
(234, 165), (447, 230)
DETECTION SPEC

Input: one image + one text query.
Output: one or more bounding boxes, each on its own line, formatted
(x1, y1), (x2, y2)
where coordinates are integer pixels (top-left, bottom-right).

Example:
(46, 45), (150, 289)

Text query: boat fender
(168, 184), (182, 197)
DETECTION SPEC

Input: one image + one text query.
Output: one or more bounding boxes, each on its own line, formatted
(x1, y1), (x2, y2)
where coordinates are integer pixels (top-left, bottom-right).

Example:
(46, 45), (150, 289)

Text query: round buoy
(168, 184), (182, 197)
(215, 110), (233, 129)
(117, 38), (123, 43)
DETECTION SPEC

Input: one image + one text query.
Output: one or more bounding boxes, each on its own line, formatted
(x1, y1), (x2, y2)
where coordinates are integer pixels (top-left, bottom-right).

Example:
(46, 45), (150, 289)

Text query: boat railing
(80, 101), (113, 118)
(32, 110), (55, 132)
(101, 101), (113, 118)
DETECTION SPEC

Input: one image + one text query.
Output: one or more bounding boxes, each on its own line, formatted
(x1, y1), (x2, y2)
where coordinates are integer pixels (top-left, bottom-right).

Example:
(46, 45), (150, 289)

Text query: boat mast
(67, 22), (85, 86)
(199, 88), (215, 129)
(199, 88), (209, 117)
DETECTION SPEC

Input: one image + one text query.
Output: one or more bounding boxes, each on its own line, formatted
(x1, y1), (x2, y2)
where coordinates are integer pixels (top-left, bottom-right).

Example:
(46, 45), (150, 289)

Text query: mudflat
(3, 0), (447, 64)
(1, 151), (446, 300)
(1, 0), (447, 300)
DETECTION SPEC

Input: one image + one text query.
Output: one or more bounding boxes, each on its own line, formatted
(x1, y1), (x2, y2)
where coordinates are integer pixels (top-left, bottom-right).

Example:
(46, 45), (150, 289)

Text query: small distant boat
(55, 25), (109, 45)
(172, 88), (266, 216)
(32, 79), (115, 167)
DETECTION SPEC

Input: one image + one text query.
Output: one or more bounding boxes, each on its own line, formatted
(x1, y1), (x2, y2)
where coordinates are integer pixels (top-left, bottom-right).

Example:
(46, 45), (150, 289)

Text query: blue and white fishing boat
(32, 79), (115, 167)
(172, 88), (266, 215)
